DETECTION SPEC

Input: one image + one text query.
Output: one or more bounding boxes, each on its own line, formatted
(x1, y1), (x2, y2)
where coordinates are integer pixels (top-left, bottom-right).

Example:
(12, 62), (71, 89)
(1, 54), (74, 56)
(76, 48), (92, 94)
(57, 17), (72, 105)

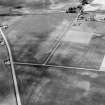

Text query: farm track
(12, 61), (101, 72)
(0, 10), (66, 16)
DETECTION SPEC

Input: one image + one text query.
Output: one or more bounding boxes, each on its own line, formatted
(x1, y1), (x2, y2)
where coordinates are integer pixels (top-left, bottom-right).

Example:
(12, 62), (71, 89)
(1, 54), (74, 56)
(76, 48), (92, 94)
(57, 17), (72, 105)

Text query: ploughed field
(1, 9), (105, 105)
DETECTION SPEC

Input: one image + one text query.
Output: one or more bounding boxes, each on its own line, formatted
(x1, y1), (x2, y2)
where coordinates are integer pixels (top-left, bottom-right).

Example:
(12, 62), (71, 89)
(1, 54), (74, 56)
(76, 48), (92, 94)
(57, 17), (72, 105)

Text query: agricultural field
(4, 13), (77, 63)
(15, 65), (105, 105)
(0, 0), (105, 105)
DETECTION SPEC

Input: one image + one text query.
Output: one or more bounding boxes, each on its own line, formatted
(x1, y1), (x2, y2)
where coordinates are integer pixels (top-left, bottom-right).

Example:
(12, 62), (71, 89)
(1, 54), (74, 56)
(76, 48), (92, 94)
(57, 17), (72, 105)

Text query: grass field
(0, 0), (80, 10)
(3, 13), (77, 64)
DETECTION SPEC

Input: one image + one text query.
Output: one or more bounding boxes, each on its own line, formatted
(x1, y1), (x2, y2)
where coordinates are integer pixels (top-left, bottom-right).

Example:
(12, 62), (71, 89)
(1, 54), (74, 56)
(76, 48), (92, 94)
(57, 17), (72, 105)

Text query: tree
(80, 0), (89, 5)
